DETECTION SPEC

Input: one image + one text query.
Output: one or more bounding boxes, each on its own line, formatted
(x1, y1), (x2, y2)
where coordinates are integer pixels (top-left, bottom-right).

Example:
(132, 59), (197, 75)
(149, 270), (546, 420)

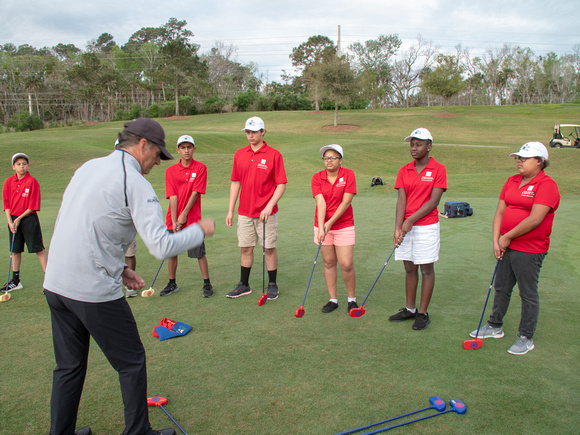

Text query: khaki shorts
(237, 214), (278, 249)
(125, 238), (138, 257)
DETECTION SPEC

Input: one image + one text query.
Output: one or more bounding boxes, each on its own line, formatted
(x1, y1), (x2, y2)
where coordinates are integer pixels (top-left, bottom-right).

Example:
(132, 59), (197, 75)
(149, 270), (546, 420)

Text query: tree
(348, 34), (401, 108)
(421, 54), (465, 112)
(290, 35), (337, 111)
(318, 56), (357, 126)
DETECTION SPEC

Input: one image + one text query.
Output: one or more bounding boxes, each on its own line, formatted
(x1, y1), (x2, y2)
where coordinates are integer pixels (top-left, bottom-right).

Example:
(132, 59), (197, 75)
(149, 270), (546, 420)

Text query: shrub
(6, 111), (44, 132)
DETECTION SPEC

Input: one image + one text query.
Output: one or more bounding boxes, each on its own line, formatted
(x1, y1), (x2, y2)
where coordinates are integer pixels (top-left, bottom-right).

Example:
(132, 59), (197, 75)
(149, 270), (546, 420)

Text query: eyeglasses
(513, 156), (529, 162)
(322, 156), (341, 161)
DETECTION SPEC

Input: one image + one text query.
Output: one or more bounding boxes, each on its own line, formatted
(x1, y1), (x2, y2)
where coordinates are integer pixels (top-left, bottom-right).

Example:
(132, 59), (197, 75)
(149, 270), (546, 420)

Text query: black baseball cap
(123, 118), (173, 160)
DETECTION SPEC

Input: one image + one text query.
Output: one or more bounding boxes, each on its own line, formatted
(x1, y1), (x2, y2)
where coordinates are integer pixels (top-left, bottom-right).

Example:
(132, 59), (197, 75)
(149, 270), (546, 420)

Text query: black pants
(45, 290), (154, 435)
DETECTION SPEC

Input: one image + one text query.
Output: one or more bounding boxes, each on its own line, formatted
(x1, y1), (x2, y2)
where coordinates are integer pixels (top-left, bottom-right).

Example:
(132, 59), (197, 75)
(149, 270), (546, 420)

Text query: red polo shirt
(499, 170), (560, 253)
(3, 172), (41, 216)
(311, 167), (357, 230)
(394, 157), (447, 226)
(231, 141), (287, 218)
(165, 159), (207, 230)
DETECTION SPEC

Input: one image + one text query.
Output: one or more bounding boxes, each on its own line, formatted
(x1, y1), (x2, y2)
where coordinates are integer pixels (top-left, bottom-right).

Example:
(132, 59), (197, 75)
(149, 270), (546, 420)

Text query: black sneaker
(4, 280), (23, 291)
(153, 429), (176, 435)
(160, 282), (179, 297)
(321, 301), (339, 313)
(388, 308), (417, 322)
(412, 313), (431, 330)
(202, 283), (214, 298)
(266, 282), (279, 300)
(226, 282), (251, 298)
(74, 428), (92, 435)
(347, 301), (358, 311)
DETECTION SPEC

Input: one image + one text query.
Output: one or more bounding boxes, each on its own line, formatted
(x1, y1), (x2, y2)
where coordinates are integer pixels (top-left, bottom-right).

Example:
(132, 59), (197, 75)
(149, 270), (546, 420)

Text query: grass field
(1, 105), (579, 434)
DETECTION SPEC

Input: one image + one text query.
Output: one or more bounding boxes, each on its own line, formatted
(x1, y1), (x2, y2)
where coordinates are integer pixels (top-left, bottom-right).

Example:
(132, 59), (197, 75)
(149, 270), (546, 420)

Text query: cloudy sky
(1, 0), (578, 82)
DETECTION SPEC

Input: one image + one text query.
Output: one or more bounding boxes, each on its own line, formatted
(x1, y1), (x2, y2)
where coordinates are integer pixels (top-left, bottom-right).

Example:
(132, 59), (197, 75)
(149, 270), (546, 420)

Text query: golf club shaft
(160, 404), (188, 435)
(360, 246), (396, 307)
(362, 409), (452, 434)
(335, 405), (434, 435)
(301, 242), (322, 306)
(473, 258), (501, 337)
(5, 232), (15, 290)
(263, 220), (266, 295)
(150, 259), (165, 287)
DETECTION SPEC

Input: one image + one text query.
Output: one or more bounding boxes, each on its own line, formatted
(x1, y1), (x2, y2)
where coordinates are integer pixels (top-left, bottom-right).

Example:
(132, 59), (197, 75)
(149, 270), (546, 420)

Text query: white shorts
(395, 223), (440, 265)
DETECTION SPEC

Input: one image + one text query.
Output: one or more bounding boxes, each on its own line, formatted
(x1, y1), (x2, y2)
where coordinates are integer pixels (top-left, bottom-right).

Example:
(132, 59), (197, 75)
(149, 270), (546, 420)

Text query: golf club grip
(360, 246), (396, 306)
(302, 242), (322, 306)
(160, 404), (188, 435)
(361, 409), (451, 434)
(334, 405), (432, 434)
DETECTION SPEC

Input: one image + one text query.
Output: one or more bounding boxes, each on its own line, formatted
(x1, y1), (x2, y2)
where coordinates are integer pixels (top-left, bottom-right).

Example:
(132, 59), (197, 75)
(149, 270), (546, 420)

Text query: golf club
(258, 220), (267, 306)
(349, 246), (396, 317)
(334, 396), (446, 435)
(361, 399), (466, 434)
(295, 242), (322, 318)
(147, 396), (188, 435)
(141, 259), (165, 297)
(463, 257), (501, 350)
(1, 232), (16, 303)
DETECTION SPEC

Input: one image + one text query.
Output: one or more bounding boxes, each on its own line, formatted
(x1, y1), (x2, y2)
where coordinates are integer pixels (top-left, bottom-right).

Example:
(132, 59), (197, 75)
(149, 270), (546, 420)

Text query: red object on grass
(147, 396), (168, 407)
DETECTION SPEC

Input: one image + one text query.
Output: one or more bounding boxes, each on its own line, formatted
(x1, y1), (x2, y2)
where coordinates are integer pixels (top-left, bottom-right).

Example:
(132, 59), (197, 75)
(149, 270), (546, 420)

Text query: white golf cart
(549, 124), (580, 148)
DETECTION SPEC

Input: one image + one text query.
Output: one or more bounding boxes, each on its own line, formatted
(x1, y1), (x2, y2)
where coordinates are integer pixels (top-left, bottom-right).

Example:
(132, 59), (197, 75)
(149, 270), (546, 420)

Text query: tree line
(1, 17), (579, 131)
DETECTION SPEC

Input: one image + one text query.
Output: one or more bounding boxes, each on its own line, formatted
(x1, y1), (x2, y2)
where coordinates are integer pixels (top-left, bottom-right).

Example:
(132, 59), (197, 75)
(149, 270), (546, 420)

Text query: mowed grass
(0, 105), (579, 434)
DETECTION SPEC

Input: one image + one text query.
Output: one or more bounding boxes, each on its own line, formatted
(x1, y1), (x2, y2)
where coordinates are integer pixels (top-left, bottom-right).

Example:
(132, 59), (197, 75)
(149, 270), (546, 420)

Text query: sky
(1, 0), (578, 82)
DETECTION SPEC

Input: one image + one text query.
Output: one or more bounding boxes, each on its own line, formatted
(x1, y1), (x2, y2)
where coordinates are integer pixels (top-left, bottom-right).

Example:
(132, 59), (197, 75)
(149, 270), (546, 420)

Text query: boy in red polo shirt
(161, 135), (213, 297)
(390, 128), (447, 330)
(3, 153), (48, 290)
(225, 117), (287, 300)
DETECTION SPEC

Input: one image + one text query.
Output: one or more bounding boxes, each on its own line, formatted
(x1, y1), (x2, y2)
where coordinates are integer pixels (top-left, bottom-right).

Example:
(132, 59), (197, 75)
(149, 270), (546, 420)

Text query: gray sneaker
(125, 288), (137, 298)
(160, 282), (179, 297)
(507, 335), (534, 355)
(470, 323), (504, 339)
(226, 282), (251, 298)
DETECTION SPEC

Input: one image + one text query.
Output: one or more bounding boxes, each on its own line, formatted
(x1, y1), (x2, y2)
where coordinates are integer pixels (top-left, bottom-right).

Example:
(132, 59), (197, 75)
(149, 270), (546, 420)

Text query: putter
(334, 396), (446, 435)
(349, 246), (396, 317)
(147, 396), (188, 435)
(463, 258), (501, 350)
(361, 399), (466, 434)
(295, 242), (322, 318)
(258, 220), (267, 306)
(1, 232), (16, 303)
(141, 259), (165, 297)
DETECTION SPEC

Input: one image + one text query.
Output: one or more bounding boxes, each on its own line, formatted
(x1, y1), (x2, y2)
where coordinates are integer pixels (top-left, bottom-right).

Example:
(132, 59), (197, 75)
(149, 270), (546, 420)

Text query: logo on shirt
(257, 159), (268, 170)
(22, 188), (30, 198)
(421, 172), (434, 182)
(146, 196), (159, 204)
(521, 185), (535, 198)
(189, 172), (197, 182)
(336, 177), (346, 187)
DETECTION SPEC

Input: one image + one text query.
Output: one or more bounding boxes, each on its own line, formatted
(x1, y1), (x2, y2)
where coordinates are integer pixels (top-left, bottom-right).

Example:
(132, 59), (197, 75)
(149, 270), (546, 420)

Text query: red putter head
(147, 396), (168, 407)
(349, 306), (366, 318)
(462, 338), (483, 350)
(258, 294), (267, 306)
(295, 306), (305, 318)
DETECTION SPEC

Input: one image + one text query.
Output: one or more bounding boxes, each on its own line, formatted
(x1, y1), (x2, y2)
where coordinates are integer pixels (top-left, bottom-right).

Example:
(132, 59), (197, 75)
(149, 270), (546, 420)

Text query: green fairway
(1, 105), (579, 434)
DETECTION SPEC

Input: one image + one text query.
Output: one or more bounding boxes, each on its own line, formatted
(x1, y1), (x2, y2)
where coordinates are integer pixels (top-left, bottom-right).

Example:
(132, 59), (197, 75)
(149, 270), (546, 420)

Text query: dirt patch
(434, 114), (460, 118)
(322, 124), (361, 131)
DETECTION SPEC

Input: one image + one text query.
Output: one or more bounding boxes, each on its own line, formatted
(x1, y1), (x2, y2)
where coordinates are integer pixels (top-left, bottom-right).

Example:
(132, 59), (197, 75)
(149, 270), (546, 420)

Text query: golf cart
(549, 124), (580, 148)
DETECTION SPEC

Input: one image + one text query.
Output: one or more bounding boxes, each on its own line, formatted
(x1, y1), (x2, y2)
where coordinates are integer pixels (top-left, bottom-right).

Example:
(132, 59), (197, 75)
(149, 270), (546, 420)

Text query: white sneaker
(470, 323), (504, 339)
(125, 288), (137, 298)
(4, 280), (23, 292)
(507, 335), (534, 355)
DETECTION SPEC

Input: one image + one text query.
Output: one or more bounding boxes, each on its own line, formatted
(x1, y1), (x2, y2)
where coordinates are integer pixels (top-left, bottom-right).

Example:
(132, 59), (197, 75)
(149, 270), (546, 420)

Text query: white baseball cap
(509, 141), (549, 161)
(177, 135), (195, 147)
(320, 144), (343, 158)
(12, 153), (29, 165)
(242, 116), (265, 131)
(404, 128), (433, 142)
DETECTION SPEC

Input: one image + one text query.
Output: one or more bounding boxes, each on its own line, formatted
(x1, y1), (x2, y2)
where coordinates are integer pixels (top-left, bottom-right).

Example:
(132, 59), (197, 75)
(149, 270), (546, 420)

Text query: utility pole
(337, 25), (341, 57)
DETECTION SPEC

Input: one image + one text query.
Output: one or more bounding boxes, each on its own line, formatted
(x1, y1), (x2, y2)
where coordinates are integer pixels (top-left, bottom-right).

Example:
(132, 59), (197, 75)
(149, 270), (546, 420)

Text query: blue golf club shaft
(361, 408), (454, 434)
(473, 257), (501, 338)
(301, 242), (322, 306)
(5, 232), (15, 291)
(159, 404), (188, 435)
(334, 405), (436, 435)
(360, 246), (396, 307)
(262, 221), (266, 295)
(150, 259), (165, 287)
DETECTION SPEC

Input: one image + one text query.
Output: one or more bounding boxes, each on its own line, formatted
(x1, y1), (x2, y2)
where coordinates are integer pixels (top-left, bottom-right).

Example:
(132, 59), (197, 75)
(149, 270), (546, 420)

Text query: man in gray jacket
(44, 118), (215, 435)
